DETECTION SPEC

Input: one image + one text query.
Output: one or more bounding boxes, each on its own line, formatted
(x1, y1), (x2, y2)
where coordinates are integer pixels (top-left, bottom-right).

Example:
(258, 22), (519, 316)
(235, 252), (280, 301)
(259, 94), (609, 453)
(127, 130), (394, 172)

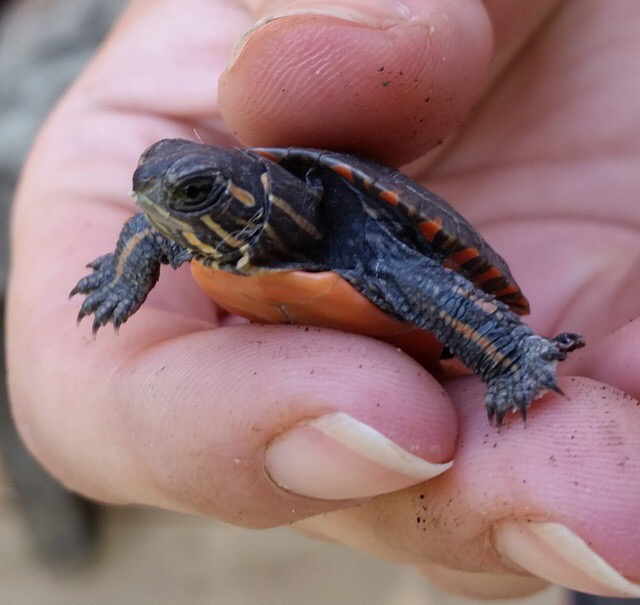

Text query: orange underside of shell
(191, 262), (440, 359)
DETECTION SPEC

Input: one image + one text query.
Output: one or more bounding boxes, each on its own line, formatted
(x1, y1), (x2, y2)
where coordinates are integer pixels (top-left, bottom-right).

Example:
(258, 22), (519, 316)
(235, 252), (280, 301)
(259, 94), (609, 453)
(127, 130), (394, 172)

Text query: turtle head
(132, 139), (268, 264)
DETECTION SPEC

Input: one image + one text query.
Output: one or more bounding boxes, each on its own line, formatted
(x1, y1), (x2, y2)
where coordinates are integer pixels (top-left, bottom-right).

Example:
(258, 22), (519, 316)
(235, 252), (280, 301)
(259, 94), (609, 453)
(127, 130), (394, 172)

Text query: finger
(296, 377), (640, 599)
(9, 308), (457, 526)
(219, 0), (560, 164)
(80, 0), (246, 135)
(220, 0), (493, 164)
(578, 317), (640, 399)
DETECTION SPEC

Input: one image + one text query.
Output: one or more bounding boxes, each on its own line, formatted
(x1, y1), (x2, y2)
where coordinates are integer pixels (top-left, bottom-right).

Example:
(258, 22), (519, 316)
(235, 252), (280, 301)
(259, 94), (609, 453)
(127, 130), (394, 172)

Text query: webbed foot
(70, 253), (151, 334)
(485, 332), (585, 425)
(70, 213), (193, 334)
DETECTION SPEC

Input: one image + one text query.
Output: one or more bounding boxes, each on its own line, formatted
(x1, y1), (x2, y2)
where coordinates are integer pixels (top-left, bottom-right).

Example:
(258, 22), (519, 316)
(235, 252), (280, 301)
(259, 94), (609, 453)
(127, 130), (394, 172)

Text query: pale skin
(7, 0), (640, 601)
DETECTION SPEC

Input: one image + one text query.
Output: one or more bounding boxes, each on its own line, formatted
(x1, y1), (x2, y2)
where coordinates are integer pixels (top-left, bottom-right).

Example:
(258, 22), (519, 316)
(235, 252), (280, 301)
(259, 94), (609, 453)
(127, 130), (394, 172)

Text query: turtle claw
(519, 405), (527, 424)
(485, 378), (527, 427)
(91, 320), (102, 337)
(486, 390), (528, 427)
(494, 409), (506, 427)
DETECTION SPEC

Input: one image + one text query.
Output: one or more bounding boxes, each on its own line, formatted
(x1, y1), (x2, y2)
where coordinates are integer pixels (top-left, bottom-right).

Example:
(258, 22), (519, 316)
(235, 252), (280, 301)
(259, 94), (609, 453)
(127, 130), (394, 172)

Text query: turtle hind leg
(485, 332), (585, 426)
(332, 216), (585, 426)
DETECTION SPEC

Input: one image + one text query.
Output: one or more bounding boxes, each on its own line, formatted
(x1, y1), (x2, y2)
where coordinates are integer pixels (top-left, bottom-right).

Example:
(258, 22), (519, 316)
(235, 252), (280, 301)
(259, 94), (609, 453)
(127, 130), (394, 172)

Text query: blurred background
(0, 1), (632, 603)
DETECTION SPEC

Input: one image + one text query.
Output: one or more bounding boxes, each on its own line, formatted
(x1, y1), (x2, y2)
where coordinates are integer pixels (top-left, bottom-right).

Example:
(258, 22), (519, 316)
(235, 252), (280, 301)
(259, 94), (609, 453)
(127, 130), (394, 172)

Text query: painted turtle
(71, 139), (584, 424)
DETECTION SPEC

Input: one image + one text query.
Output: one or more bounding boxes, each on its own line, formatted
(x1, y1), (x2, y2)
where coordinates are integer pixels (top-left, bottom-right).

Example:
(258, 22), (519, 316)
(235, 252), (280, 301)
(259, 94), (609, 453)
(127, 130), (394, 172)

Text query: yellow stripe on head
(228, 181), (256, 207)
(200, 215), (247, 249)
(183, 232), (222, 257)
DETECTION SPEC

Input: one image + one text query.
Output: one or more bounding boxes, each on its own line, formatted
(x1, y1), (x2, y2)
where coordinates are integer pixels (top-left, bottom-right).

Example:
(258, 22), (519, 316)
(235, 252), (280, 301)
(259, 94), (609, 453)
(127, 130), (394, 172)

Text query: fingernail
(228, 1), (420, 70)
(265, 412), (452, 500)
(255, 0), (417, 28)
(494, 521), (640, 598)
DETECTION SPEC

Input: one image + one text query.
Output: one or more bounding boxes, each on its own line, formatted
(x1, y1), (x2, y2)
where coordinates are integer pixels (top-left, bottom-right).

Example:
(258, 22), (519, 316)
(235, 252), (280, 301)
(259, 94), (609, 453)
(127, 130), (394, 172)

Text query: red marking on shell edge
(493, 284), (519, 297)
(475, 266), (503, 283)
(418, 219), (442, 242)
(452, 247), (480, 264)
(379, 190), (400, 206)
(253, 149), (282, 163)
(331, 163), (355, 183)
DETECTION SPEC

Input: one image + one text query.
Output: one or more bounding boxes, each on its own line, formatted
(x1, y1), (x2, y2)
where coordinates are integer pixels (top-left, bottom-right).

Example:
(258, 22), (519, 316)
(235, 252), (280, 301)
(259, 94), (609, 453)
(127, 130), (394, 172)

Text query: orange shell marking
(475, 266), (504, 283)
(190, 262), (439, 359)
(330, 163), (355, 183)
(418, 219), (442, 242)
(493, 283), (520, 297)
(451, 247), (479, 265)
(379, 190), (400, 206)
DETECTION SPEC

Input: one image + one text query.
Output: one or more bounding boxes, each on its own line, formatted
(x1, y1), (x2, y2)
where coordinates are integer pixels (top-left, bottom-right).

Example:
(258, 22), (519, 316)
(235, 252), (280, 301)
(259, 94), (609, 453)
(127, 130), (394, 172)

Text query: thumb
(219, 0), (563, 164)
(219, 0), (494, 164)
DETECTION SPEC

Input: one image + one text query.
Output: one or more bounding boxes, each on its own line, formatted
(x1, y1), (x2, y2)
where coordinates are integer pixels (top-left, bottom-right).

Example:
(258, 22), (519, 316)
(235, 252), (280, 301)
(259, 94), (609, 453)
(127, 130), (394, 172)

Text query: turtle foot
(70, 253), (146, 334)
(484, 332), (585, 426)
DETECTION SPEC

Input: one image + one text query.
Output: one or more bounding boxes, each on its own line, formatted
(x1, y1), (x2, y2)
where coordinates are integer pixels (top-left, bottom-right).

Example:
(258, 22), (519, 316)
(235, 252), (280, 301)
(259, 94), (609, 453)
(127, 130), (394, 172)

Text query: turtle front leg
(70, 213), (192, 333)
(344, 250), (585, 425)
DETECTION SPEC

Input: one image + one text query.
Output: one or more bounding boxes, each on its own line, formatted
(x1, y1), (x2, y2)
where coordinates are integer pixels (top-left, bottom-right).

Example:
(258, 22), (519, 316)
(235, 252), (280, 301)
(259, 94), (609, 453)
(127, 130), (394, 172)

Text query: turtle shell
(191, 147), (529, 357)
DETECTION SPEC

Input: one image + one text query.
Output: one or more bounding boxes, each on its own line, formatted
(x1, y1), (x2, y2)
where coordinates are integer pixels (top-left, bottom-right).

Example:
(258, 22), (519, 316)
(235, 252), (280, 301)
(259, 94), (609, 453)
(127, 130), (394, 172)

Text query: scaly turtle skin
(71, 139), (585, 424)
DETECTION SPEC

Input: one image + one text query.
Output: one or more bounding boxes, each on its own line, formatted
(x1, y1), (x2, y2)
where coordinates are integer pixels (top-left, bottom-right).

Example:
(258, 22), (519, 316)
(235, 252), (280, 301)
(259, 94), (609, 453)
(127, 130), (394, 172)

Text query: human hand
(7, 0), (640, 600)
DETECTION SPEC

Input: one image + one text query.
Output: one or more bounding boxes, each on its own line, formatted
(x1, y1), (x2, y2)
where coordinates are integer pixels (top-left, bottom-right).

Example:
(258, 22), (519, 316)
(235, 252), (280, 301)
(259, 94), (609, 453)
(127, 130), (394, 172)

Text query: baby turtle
(71, 139), (584, 424)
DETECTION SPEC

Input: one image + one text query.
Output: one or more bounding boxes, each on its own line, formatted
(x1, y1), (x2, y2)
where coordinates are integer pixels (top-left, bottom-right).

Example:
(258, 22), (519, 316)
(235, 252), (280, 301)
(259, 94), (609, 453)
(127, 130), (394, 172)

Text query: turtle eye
(171, 176), (226, 213)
